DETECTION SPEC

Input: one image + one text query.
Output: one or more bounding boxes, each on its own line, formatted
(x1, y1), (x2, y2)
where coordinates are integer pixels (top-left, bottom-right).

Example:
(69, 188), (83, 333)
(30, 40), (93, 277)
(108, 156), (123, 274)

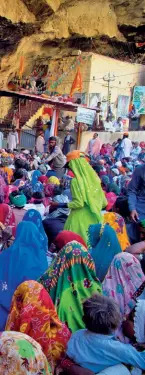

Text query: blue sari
(0, 221), (48, 330)
(88, 223), (122, 282)
(31, 170), (42, 186)
(23, 209), (48, 252)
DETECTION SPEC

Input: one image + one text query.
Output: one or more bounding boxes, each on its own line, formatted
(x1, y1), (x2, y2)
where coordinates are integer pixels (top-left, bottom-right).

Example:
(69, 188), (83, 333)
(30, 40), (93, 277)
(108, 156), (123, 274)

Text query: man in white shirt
(104, 117), (114, 132)
(113, 117), (123, 132)
(0, 130), (3, 149)
(35, 131), (45, 153)
(7, 126), (19, 151)
(120, 133), (132, 158)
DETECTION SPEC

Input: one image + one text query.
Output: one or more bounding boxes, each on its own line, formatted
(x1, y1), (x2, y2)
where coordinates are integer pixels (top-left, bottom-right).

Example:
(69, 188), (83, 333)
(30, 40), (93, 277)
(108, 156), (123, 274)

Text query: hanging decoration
(19, 56), (24, 79)
(49, 54), (91, 91)
(70, 68), (83, 97)
(8, 54), (91, 97)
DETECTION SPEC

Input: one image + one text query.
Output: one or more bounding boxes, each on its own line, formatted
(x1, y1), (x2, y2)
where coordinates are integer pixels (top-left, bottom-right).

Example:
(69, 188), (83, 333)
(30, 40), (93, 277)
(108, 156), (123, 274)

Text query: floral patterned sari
(103, 212), (130, 251)
(6, 280), (71, 372)
(0, 331), (52, 375)
(38, 241), (102, 333)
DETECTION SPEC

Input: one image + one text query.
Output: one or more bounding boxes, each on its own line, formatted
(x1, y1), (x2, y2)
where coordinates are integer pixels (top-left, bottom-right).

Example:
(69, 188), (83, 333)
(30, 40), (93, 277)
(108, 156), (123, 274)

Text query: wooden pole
(77, 122), (81, 149)
(54, 108), (59, 136)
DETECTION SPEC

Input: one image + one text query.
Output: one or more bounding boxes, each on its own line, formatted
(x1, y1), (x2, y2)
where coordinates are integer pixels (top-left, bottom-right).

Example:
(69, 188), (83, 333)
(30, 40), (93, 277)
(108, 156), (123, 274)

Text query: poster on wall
(73, 92), (86, 104)
(133, 86), (145, 114)
(77, 107), (96, 125)
(101, 102), (115, 119)
(89, 93), (101, 108)
(117, 95), (130, 118)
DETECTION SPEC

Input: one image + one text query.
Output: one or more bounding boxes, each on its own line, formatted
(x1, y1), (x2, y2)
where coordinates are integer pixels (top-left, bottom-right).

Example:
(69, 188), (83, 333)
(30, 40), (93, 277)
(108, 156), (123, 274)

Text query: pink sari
(103, 252), (145, 341)
(0, 203), (16, 236)
(86, 138), (102, 157)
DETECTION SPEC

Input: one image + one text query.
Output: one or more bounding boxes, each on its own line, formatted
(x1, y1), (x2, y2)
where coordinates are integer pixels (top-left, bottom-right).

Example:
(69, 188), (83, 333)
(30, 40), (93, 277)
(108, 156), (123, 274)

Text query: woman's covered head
(52, 230), (87, 252)
(9, 191), (27, 208)
(48, 176), (60, 185)
(83, 293), (120, 334)
(13, 168), (26, 181)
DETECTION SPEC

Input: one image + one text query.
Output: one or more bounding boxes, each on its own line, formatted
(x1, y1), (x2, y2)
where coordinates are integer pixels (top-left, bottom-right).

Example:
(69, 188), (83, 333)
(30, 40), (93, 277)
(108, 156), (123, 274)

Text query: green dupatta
(68, 157), (107, 220)
(38, 240), (102, 333)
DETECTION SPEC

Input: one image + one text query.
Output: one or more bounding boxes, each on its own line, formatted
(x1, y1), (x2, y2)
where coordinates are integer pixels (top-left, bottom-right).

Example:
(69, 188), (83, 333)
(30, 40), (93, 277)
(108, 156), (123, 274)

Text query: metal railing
(20, 128), (36, 149)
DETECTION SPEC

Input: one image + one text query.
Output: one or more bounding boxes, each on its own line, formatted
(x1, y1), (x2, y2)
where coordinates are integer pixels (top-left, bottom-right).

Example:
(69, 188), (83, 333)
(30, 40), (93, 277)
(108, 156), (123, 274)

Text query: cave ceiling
(0, 0), (145, 87)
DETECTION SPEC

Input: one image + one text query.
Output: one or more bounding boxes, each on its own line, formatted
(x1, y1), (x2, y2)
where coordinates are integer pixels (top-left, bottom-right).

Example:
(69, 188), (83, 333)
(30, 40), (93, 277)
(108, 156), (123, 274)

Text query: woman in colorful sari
(38, 241), (102, 333)
(0, 331), (52, 375)
(88, 223), (122, 282)
(103, 212), (130, 251)
(31, 169), (42, 187)
(6, 280), (71, 372)
(0, 203), (16, 236)
(0, 221), (47, 331)
(103, 252), (145, 342)
(51, 230), (87, 252)
(0, 175), (7, 203)
(62, 151), (107, 243)
(23, 209), (48, 253)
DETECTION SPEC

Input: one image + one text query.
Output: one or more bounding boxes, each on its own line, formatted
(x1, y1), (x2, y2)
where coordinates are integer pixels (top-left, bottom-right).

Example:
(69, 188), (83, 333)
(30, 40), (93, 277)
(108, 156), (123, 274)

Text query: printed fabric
(0, 331), (52, 375)
(88, 223), (122, 282)
(22, 209), (48, 253)
(6, 280), (71, 372)
(38, 241), (102, 333)
(0, 203), (16, 236)
(103, 252), (145, 342)
(103, 212), (130, 251)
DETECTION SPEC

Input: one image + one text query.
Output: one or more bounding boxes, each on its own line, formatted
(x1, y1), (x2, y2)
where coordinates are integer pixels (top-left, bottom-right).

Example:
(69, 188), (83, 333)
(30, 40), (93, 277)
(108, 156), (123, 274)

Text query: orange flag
(70, 68), (82, 97)
(19, 56), (24, 78)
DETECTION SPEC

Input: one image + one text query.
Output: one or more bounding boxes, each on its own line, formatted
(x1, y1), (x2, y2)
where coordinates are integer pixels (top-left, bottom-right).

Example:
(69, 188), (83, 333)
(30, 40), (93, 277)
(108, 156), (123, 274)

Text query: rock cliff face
(0, 0), (145, 117)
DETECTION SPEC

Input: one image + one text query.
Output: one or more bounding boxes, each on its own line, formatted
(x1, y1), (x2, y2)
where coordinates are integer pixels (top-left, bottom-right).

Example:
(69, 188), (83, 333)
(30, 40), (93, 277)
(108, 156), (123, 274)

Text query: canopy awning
(0, 89), (78, 112)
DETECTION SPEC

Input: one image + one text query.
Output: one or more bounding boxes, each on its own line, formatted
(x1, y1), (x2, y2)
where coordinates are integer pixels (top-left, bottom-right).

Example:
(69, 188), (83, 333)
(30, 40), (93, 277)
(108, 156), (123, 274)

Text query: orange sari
(6, 280), (71, 372)
(103, 212), (130, 251)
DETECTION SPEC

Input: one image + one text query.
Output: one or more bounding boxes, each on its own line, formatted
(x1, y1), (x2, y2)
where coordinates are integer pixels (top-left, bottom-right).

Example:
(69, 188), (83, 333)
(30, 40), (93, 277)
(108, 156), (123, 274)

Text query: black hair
(10, 190), (22, 198)
(83, 294), (120, 335)
(53, 185), (63, 196)
(19, 186), (33, 202)
(15, 159), (25, 169)
(49, 136), (57, 141)
(76, 98), (81, 104)
(13, 169), (24, 181)
(32, 191), (44, 203)
(115, 196), (130, 218)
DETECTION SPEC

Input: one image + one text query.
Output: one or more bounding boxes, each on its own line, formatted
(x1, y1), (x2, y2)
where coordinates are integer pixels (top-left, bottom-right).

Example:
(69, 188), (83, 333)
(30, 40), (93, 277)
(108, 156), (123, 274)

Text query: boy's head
(83, 294), (120, 335)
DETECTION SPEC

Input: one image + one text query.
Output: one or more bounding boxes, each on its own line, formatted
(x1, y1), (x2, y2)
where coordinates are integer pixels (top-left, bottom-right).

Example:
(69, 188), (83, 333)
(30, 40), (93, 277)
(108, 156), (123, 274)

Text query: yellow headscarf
(48, 176), (60, 185)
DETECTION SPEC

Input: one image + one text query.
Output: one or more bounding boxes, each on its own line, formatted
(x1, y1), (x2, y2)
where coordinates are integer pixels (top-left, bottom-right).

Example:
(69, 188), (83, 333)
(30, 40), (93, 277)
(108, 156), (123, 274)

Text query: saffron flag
(19, 56), (24, 78)
(70, 68), (82, 97)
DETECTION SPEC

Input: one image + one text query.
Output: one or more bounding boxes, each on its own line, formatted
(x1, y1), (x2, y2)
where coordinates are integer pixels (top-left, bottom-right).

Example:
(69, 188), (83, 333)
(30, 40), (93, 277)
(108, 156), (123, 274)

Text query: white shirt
(121, 138), (132, 157)
(24, 203), (45, 217)
(104, 121), (115, 132)
(113, 120), (123, 132)
(35, 135), (45, 153)
(7, 131), (19, 151)
(0, 131), (3, 148)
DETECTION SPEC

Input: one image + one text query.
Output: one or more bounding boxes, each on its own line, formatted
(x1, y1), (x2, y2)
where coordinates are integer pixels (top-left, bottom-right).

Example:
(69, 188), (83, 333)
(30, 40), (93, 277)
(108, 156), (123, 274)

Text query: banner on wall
(73, 92), (87, 104)
(89, 93), (101, 108)
(133, 86), (145, 114)
(117, 95), (130, 118)
(77, 107), (96, 125)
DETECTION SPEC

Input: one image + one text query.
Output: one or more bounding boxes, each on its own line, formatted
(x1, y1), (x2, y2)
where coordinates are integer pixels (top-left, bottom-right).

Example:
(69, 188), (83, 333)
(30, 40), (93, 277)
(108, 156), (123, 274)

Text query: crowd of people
(1, 130), (145, 375)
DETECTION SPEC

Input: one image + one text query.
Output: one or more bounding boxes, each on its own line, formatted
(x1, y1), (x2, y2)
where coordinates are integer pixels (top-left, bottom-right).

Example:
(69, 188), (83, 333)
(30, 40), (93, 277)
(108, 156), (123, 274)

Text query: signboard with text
(77, 107), (96, 126)
(133, 86), (145, 114)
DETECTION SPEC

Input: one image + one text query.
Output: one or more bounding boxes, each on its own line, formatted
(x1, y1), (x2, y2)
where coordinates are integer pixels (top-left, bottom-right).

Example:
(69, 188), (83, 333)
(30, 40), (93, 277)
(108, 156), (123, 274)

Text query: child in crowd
(66, 294), (145, 375)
